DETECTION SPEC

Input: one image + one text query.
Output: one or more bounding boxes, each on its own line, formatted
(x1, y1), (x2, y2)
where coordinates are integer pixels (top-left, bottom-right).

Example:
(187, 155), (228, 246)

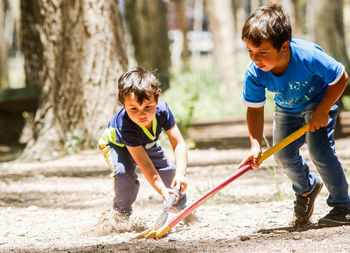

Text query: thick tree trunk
(204, 0), (237, 98)
(19, 0), (43, 144)
(20, 0), (128, 160)
(124, 0), (171, 90)
(20, 0), (42, 88)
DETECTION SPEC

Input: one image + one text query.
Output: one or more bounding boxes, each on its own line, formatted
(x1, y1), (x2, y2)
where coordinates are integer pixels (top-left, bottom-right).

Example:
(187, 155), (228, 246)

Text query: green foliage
(162, 66), (202, 134)
(162, 64), (225, 134)
(162, 62), (276, 137)
(64, 129), (85, 154)
(342, 96), (350, 111)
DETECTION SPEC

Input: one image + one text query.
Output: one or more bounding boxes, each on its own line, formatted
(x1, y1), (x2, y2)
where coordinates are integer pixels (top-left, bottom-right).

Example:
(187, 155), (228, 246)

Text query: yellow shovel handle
(258, 123), (310, 164)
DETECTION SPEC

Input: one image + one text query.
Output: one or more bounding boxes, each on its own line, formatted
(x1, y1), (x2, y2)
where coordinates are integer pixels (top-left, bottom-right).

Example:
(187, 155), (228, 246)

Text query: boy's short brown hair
(118, 67), (162, 105)
(241, 3), (291, 50)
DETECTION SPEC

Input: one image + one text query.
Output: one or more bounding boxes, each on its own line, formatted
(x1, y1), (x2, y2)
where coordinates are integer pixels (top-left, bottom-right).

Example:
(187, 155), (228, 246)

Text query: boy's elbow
(343, 71), (349, 84)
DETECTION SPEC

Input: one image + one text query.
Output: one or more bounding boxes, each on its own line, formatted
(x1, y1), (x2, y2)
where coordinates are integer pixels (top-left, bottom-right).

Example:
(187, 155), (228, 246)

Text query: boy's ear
(280, 41), (290, 53)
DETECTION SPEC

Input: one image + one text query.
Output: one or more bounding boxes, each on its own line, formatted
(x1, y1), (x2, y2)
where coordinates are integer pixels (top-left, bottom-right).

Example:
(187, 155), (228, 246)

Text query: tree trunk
(18, 0), (43, 144)
(176, 0), (190, 71)
(20, 0), (128, 160)
(0, 0), (9, 88)
(192, 0), (203, 60)
(124, 0), (171, 91)
(20, 0), (42, 88)
(291, 0), (302, 36)
(313, 0), (350, 137)
(204, 0), (237, 98)
(313, 0), (350, 71)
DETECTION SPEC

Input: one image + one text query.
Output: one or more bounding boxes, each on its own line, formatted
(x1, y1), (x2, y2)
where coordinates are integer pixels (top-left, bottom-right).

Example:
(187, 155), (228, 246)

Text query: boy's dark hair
(118, 67), (162, 105)
(241, 3), (291, 50)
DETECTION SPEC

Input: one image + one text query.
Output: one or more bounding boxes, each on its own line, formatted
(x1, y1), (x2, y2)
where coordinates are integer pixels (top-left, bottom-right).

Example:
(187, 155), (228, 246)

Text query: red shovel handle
(148, 123), (311, 239)
(167, 164), (253, 228)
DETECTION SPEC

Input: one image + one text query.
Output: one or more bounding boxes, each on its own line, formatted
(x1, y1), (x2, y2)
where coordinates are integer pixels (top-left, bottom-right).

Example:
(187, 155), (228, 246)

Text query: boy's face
(124, 92), (157, 129)
(246, 39), (290, 75)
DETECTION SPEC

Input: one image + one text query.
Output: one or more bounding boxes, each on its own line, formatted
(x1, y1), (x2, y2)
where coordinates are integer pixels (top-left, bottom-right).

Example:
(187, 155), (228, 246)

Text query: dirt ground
(1, 117), (350, 253)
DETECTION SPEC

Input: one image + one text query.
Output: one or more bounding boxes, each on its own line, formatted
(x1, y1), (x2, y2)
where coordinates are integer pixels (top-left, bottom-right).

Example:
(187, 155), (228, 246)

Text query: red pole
(168, 164), (253, 228)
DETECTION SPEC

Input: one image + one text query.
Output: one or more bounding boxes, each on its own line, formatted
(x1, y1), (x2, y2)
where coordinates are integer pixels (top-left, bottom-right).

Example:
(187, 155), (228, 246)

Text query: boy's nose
(138, 110), (146, 116)
(250, 53), (260, 62)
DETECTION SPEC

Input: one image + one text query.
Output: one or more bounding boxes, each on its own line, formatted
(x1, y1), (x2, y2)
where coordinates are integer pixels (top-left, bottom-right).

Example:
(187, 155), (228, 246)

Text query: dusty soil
(1, 116), (350, 253)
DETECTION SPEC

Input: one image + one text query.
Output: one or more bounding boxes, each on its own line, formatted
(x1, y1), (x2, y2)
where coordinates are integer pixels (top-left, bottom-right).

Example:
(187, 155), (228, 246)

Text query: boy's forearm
(316, 71), (348, 114)
(174, 141), (188, 176)
(127, 146), (167, 195)
(138, 159), (166, 193)
(166, 124), (188, 177)
(247, 107), (264, 149)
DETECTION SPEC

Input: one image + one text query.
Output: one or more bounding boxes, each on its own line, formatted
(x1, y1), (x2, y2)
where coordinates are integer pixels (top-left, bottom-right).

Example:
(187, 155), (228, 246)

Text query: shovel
(133, 186), (180, 239)
(144, 123), (310, 239)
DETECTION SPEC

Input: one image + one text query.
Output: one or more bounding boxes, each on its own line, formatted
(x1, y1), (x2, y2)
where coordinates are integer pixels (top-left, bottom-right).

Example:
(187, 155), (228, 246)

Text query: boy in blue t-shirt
(239, 3), (350, 227)
(99, 67), (189, 217)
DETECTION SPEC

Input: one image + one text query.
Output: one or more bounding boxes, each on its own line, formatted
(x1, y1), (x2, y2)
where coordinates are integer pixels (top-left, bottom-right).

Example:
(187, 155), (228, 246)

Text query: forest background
(1, 0), (350, 159)
(2, 1), (350, 252)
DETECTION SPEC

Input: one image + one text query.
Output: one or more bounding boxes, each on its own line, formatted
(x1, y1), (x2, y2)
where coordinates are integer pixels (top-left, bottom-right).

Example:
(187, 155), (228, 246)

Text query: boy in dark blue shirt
(239, 3), (350, 227)
(99, 67), (189, 217)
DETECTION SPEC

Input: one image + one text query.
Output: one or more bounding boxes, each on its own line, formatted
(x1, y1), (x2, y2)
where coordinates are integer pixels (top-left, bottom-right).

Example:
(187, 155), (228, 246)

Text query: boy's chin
(138, 121), (151, 127)
(258, 66), (268, 71)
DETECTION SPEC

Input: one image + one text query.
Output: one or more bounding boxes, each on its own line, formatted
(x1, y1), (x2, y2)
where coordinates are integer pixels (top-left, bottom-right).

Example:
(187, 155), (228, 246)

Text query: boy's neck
(271, 48), (291, 76)
(145, 119), (153, 131)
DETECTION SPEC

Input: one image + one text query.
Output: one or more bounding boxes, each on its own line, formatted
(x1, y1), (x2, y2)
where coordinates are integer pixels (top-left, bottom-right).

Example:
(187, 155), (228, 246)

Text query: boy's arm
(239, 106), (264, 168)
(166, 124), (188, 193)
(311, 71), (349, 132)
(126, 145), (177, 201)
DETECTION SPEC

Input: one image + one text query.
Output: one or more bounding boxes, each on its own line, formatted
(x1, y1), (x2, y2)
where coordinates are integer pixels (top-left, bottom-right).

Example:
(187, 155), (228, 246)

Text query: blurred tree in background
(124, 0), (171, 90)
(0, 0), (8, 88)
(20, 0), (128, 160)
(313, 0), (350, 74)
(1, 0), (350, 160)
(313, 0), (350, 135)
(204, 0), (237, 101)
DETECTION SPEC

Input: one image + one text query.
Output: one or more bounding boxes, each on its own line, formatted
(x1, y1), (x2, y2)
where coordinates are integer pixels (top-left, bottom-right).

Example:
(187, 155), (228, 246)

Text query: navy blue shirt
(99, 99), (175, 149)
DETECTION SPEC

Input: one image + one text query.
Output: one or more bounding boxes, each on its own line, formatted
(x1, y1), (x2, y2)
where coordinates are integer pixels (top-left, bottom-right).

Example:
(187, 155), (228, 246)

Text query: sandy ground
(1, 118), (350, 253)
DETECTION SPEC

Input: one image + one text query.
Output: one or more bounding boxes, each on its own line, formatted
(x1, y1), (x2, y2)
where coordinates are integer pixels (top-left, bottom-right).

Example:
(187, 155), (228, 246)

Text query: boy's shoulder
(290, 38), (324, 56)
(156, 98), (169, 112)
(106, 107), (127, 129)
(290, 39), (342, 71)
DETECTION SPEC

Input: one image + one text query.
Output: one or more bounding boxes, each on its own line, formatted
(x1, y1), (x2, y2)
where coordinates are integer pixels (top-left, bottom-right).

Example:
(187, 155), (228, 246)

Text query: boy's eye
(145, 106), (152, 110)
(259, 52), (267, 55)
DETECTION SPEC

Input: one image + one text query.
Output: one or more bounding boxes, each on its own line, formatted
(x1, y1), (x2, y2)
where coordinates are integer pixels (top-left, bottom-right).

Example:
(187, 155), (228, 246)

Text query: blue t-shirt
(99, 99), (175, 149)
(242, 39), (344, 112)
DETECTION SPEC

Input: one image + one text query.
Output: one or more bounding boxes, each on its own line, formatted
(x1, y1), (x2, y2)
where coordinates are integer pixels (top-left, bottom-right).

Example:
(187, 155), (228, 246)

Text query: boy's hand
(238, 146), (262, 168)
(310, 110), (329, 132)
(171, 174), (188, 194)
(160, 187), (179, 203)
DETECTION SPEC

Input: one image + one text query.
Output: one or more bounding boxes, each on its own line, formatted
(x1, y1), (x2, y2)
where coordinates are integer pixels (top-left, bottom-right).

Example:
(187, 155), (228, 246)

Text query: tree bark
(124, 0), (171, 90)
(20, 0), (128, 160)
(0, 0), (9, 88)
(176, 0), (190, 71)
(204, 0), (237, 97)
